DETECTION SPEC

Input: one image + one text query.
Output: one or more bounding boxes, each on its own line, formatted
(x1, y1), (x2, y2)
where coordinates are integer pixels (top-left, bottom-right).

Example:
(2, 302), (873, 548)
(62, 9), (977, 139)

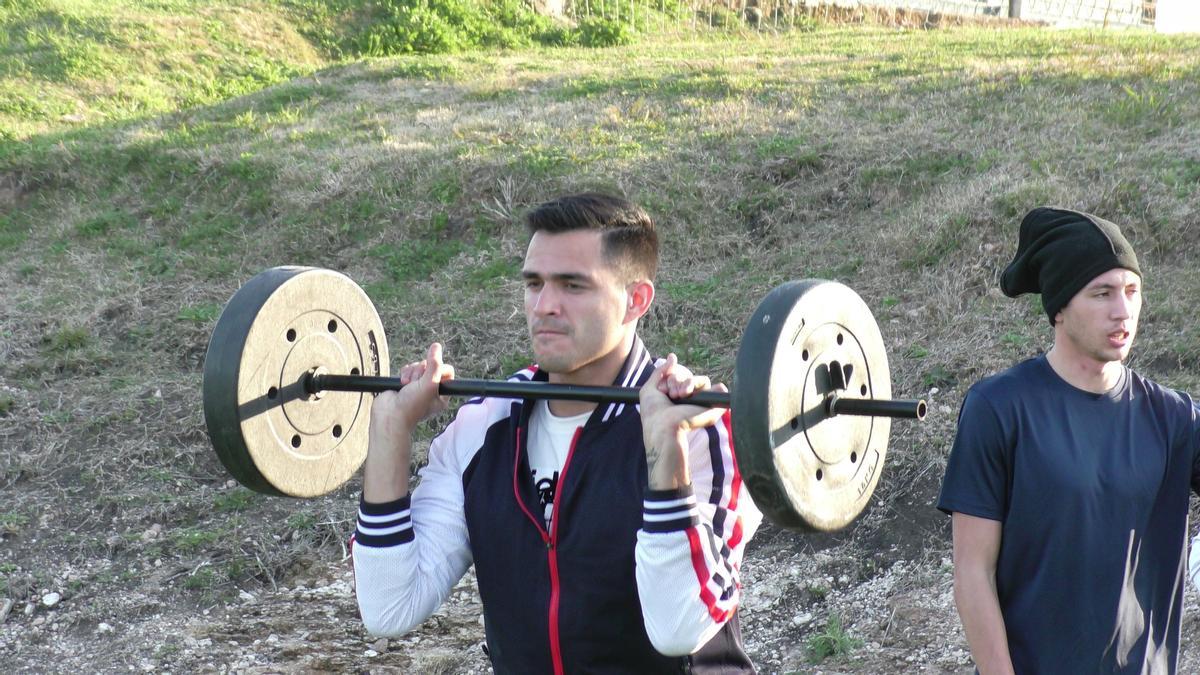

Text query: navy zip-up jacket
(353, 339), (762, 673)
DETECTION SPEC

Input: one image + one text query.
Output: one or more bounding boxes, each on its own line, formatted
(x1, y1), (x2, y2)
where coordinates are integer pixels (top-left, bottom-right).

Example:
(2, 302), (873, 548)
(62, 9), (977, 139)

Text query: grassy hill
(2, 2), (1200, 670)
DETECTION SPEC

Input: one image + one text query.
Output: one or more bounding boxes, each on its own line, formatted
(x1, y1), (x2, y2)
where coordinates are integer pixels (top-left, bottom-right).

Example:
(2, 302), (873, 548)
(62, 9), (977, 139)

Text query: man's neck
(1045, 345), (1123, 394)
(545, 333), (636, 417)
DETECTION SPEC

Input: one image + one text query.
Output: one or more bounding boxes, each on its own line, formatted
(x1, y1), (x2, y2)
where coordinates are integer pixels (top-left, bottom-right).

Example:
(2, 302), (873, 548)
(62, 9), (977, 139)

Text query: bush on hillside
(355, 0), (560, 55)
(577, 17), (634, 47)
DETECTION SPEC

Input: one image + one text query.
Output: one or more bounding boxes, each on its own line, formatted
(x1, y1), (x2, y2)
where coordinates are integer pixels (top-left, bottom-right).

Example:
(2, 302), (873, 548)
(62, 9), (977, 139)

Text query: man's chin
(532, 353), (573, 375)
(1095, 346), (1132, 364)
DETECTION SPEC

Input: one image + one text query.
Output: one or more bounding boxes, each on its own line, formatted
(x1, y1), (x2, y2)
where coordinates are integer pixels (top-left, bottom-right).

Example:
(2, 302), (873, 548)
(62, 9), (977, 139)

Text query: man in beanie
(938, 207), (1200, 673)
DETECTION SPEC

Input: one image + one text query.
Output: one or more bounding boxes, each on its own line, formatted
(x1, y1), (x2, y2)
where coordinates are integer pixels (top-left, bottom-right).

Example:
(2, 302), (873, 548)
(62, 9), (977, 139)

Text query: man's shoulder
(443, 367), (537, 430)
(966, 356), (1047, 403)
(1126, 368), (1197, 412)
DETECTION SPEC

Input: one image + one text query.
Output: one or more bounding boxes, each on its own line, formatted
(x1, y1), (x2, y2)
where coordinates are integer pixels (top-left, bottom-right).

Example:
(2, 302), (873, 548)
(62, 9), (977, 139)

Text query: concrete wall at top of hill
(1010, 0), (1145, 27)
(1155, 0), (1200, 33)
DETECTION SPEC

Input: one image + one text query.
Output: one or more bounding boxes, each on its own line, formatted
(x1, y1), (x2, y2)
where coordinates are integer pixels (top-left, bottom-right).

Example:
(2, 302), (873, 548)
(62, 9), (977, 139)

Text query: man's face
(1055, 267), (1142, 365)
(522, 229), (633, 379)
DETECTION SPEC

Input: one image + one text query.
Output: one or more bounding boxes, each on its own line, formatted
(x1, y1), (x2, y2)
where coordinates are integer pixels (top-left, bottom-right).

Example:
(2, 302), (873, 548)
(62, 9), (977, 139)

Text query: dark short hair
(523, 192), (659, 282)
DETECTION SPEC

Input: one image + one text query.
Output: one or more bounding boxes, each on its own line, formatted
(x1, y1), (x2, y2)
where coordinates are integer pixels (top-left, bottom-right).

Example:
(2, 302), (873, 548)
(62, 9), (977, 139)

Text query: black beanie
(1000, 207), (1141, 326)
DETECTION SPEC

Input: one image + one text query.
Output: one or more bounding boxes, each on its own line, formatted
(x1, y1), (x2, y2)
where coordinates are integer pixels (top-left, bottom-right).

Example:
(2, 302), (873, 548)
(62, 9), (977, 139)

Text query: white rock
(371, 638), (389, 653)
(791, 612), (813, 626)
(98, 622), (114, 633)
(238, 590), (256, 604)
(42, 592), (62, 608)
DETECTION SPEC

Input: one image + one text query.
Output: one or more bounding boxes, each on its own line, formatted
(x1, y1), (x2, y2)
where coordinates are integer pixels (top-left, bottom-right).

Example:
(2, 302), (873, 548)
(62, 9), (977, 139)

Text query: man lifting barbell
(354, 192), (760, 673)
(202, 192), (925, 672)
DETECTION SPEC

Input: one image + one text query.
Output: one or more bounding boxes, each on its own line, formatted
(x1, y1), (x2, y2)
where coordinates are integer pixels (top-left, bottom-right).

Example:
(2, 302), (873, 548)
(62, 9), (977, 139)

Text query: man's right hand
(363, 343), (455, 502)
(370, 342), (456, 436)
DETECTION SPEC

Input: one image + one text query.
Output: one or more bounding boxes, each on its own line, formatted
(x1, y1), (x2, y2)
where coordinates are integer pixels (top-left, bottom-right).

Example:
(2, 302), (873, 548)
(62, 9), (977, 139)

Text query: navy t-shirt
(938, 356), (1200, 674)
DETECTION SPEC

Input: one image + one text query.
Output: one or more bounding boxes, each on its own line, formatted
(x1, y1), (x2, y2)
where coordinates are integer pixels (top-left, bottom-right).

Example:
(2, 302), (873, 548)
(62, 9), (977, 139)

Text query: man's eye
(525, 280), (542, 289)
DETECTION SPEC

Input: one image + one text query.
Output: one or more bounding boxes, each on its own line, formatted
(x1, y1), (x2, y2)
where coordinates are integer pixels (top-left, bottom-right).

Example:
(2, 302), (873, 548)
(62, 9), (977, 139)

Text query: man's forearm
(954, 569), (1015, 675)
(645, 432), (690, 490)
(362, 428), (414, 502)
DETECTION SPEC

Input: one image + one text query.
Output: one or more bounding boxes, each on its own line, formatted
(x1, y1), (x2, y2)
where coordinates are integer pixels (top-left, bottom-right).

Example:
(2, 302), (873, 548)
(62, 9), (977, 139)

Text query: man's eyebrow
(521, 270), (593, 283)
(1086, 281), (1139, 291)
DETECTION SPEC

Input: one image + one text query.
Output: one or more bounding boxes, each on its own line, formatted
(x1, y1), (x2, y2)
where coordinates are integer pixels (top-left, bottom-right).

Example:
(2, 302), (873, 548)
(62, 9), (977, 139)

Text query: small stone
(364, 650), (379, 658)
(0, 598), (13, 624)
(238, 590), (256, 604)
(33, 616), (46, 626)
(24, 603), (34, 616)
(42, 592), (62, 608)
(929, 387), (940, 396)
(98, 622), (114, 634)
(371, 638), (389, 653)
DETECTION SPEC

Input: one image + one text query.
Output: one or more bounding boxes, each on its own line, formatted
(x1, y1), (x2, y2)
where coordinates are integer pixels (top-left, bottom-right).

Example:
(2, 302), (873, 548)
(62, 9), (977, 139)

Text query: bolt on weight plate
(202, 267), (389, 497)
(732, 280), (892, 532)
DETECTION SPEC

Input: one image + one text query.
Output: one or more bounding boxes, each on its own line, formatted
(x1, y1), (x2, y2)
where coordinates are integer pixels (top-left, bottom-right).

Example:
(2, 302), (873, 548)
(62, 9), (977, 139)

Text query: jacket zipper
(512, 423), (583, 675)
(546, 426), (583, 675)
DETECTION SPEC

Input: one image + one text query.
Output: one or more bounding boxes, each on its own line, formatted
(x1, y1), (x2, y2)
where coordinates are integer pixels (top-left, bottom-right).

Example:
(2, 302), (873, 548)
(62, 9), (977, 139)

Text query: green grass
(806, 613), (862, 663)
(0, 0), (325, 140)
(0, 511), (30, 534)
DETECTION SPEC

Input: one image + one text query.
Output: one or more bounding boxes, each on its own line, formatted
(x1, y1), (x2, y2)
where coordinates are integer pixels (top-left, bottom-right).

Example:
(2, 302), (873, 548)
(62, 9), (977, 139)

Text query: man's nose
(1113, 294), (1134, 320)
(532, 285), (560, 314)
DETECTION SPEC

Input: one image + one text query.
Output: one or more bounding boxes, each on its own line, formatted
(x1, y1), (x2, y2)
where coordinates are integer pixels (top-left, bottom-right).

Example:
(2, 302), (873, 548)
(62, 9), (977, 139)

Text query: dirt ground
(5, 462), (1200, 673)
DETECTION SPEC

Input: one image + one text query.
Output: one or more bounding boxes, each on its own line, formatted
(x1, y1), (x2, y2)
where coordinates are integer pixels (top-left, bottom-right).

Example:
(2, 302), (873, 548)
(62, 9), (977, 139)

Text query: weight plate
(202, 267), (389, 497)
(732, 280), (891, 532)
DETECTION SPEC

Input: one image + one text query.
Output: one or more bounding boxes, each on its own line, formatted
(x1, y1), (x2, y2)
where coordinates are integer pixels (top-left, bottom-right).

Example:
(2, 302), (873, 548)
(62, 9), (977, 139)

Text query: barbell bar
(203, 266), (927, 532)
(307, 373), (926, 419)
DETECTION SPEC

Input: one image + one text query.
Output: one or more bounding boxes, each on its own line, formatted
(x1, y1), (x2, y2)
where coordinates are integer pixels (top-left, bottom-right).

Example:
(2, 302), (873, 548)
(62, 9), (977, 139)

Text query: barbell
(202, 266), (926, 532)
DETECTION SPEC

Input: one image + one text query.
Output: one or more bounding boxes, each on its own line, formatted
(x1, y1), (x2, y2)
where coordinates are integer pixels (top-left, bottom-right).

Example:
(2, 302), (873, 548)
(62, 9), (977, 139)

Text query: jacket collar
(525, 335), (655, 424)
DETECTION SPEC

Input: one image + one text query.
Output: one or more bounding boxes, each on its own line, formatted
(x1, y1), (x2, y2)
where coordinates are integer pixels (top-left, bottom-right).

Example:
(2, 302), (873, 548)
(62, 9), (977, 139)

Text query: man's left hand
(639, 353), (728, 490)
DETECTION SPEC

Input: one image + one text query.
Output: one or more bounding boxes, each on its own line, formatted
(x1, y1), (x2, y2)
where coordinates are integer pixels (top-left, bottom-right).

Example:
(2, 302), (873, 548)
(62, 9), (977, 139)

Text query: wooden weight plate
(732, 280), (890, 532)
(202, 267), (389, 497)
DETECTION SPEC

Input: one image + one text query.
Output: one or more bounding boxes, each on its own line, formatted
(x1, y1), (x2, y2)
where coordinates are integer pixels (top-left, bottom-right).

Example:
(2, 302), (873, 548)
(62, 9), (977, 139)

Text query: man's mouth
(1108, 329), (1130, 347)
(533, 324), (569, 338)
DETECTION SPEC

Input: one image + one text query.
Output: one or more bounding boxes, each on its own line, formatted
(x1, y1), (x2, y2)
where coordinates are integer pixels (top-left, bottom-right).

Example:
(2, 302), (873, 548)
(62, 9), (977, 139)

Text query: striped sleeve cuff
(355, 494), (414, 548)
(642, 485), (699, 533)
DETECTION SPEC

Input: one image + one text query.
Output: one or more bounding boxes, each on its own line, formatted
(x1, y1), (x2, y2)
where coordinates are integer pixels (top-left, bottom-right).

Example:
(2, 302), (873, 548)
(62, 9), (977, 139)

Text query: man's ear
(625, 279), (654, 324)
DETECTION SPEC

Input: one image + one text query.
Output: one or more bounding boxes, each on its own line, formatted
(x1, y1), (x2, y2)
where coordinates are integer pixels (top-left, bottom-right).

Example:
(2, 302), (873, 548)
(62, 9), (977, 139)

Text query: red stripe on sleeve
(685, 527), (734, 623)
(722, 412), (742, 511)
(728, 517), (744, 549)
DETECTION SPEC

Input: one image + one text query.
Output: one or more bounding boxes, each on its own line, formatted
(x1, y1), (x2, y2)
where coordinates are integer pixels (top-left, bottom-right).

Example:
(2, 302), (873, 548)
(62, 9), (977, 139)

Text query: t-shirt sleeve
(937, 388), (1011, 521)
(1189, 397), (1200, 495)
